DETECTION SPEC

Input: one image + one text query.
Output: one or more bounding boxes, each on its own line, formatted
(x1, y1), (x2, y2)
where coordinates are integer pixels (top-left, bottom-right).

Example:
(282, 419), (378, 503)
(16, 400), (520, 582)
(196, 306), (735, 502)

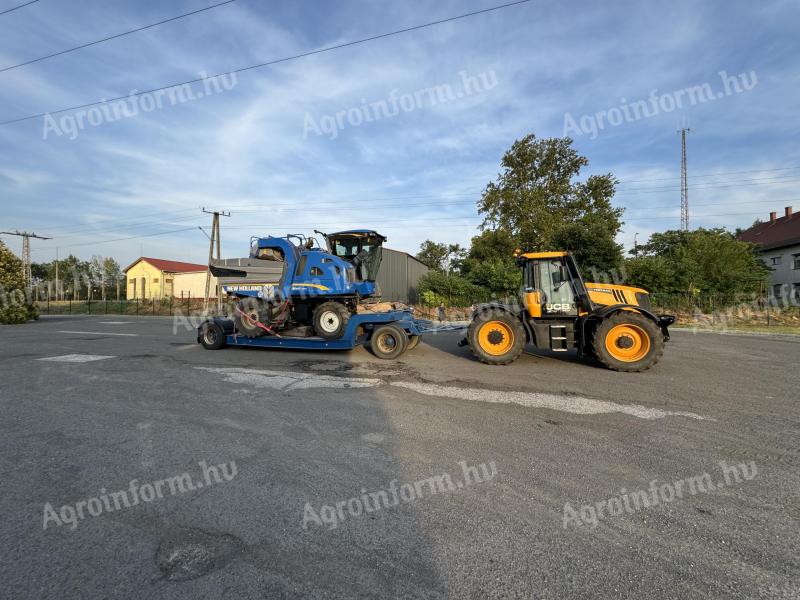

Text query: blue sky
(1, 0), (798, 267)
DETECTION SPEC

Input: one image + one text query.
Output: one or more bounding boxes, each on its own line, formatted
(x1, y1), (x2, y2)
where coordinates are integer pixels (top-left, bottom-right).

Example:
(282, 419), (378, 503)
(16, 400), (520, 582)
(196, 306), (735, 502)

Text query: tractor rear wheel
(313, 301), (350, 340)
(467, 311), (525, 365)
(592, 312), (664, 372)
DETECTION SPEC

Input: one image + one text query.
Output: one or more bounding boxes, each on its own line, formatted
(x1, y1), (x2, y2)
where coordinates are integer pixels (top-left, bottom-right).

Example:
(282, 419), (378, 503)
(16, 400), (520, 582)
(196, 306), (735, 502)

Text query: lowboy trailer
(197, 309), (459, 360)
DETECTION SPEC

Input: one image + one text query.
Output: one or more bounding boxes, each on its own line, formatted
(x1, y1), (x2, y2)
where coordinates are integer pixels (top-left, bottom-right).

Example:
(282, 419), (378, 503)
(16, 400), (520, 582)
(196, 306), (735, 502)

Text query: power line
(0, 0), (237, 74)
(615, 175), (800, 194)
(29, 226), (198, 251)
(616, 165), (800, 184)
(27, 191), (797, 241)
(0, 0), (532, 126)
(28, 207), (776, 257)
(0, 0), (38, 16)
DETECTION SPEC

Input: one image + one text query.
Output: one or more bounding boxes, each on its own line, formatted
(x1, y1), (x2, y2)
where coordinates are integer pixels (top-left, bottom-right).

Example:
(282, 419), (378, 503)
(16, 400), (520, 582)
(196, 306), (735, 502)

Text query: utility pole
(633, 232), (640, 258)
(679, 128), (691, 231)
(202, 208), (230, 313)
(55, 247), (60, 300)
(0, 230), (52, 290)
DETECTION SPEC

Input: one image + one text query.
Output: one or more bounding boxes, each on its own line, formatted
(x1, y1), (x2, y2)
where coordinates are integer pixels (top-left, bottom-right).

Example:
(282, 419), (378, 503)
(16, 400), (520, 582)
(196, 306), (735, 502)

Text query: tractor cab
(323, 230), (386, 282)
(518, 252), (591, 318)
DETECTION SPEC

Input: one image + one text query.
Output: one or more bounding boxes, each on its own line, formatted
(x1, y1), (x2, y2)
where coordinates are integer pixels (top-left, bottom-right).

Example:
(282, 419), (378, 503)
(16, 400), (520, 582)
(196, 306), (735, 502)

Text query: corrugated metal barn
(376, 248), (429, 304)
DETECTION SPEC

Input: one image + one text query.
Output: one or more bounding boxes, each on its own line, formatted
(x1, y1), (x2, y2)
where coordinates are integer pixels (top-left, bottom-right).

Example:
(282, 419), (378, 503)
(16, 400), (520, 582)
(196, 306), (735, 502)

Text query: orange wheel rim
(605, 324), (650, 362)
(478, 321), (514, 355)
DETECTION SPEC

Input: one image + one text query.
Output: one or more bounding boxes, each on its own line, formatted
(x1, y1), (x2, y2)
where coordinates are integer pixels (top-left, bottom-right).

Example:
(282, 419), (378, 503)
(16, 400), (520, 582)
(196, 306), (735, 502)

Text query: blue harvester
(209, 230), (388, 339)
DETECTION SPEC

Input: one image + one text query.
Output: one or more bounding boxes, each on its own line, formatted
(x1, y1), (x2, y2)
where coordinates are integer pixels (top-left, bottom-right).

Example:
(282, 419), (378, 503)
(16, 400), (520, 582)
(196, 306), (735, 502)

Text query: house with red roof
(738, 206), (800, 304)
(123, 257), (215, 300)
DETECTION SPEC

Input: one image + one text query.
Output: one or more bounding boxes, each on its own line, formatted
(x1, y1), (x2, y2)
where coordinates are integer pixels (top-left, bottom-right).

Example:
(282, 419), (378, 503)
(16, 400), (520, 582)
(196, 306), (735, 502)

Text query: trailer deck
(197, 310), (462, 359)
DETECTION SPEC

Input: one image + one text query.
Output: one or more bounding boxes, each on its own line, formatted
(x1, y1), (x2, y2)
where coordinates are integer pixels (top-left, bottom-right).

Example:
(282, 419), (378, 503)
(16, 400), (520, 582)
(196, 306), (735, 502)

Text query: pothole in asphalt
(155, 528), (245, 581)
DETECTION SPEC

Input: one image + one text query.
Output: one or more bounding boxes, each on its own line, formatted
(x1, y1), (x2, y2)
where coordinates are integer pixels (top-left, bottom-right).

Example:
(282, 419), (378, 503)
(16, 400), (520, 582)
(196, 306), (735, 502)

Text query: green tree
(626, 228), (770, 297)
(0, 240), (37, 323)
(478, 134), (623, 271)
(415, 240), (466, 273)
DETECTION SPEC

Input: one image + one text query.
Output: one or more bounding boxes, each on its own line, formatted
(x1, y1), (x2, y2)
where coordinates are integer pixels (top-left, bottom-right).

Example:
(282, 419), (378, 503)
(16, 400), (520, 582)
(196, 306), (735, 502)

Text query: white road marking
(194, 367), (380, 391)
(57, 330), (139, 337)
(391, 381), (707, 420)
(196, 366), (706, 421)
(38, 354), (115, 363)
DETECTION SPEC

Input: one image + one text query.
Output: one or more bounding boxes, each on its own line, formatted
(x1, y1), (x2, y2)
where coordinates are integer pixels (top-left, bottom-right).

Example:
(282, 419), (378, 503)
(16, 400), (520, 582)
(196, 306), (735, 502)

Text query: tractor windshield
(327, 231), (385, 281)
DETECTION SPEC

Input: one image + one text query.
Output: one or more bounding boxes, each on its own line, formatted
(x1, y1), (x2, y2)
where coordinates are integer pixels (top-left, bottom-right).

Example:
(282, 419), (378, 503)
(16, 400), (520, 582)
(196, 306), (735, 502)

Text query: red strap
(235, 306), (282, 337)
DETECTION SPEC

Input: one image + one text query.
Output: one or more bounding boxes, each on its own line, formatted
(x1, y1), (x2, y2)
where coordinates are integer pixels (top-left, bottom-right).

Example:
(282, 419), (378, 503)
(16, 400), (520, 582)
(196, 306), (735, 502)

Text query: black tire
(467, 310), (525, 365)
(200, 321), (226, 350)
(592, 312), (664, 372)
(370, 325), (408, 360)
(406, 335), (421, 351)
(234, 297), (267, 338)
(313, 301), (350, 340)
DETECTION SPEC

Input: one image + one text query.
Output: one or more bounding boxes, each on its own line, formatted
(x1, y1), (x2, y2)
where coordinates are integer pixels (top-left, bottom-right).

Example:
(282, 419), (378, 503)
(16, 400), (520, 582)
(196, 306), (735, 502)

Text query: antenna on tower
(679, 128), (691, 231)
(0, 230), (52, 289)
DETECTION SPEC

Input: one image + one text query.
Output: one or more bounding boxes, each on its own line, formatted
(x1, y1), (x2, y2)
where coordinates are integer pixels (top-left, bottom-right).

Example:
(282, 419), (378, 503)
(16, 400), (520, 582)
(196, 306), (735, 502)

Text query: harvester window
(256, 248), (284, 261)
(310, 267), (323, 276)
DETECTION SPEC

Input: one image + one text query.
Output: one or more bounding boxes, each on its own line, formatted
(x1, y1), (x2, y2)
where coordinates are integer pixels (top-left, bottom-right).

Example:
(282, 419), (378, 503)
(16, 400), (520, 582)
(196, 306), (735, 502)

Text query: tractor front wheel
(467, 311), (525, 365)
(592, 312), (664, 372)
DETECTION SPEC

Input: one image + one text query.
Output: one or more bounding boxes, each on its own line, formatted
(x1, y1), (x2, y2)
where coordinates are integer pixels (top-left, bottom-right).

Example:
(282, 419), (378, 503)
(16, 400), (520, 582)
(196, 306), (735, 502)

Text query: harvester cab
(318, 229), (386, 287)
(466, 251), (676, 371)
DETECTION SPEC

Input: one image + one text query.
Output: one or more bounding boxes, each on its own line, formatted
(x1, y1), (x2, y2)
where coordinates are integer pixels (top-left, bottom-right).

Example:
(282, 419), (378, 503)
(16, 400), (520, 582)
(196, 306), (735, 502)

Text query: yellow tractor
(464, 251), (675, 371)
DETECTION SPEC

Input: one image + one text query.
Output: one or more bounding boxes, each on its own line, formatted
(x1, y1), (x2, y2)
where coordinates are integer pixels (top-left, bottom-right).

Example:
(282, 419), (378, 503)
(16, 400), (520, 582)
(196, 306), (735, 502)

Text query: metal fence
(35, 298), (210, 317)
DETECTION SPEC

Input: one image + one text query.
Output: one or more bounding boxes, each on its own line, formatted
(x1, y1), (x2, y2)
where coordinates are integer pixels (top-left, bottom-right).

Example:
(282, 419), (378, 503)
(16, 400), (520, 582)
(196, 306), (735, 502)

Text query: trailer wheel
(406, 335), (421, 351)
(200, 321), (226, 350)
(592, 312), (664, 372)
(313, 301), (350, 340)
(370, 325), (407, 360)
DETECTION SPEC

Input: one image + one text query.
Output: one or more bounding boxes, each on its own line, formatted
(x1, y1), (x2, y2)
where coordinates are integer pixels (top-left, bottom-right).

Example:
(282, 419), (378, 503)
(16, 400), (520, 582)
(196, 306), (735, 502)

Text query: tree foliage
(625, 228), (770, 296)
(418, 270), (488, 307)
(30, 254), (124, 299)
(415, 240), (465, 273)
(0, 241), (37, 324)
(478, 134), (624, 273)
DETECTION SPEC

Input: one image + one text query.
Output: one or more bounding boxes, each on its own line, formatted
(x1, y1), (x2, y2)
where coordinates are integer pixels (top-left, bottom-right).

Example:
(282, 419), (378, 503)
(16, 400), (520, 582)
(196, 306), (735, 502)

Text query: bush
(0, 241), (37, 325)
(418, 271), (488, 307)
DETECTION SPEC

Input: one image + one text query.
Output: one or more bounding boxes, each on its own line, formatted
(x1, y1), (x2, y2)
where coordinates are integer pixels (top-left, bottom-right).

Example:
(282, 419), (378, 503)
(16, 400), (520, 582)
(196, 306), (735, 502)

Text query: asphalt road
(1, 315), (798, 599)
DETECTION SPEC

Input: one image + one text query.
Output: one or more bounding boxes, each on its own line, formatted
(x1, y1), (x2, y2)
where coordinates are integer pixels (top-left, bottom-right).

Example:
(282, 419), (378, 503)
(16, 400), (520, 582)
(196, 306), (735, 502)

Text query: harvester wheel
(313, 301), (350, 340)
(592, 312), (664, 372)
(200, 321), (226, 350)
(370, 325), (408, 359)
(234, 297), (268, 338)
(467, 310), (525, 365)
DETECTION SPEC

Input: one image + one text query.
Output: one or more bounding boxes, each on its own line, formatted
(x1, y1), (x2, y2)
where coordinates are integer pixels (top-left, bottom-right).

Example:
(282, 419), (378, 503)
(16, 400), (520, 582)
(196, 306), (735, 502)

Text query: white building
(738, 206), (800, 305)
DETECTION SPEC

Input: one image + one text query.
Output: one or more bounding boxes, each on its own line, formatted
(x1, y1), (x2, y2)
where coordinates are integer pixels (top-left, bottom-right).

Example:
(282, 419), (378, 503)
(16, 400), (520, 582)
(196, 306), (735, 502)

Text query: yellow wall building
(123, 257), (216, 299)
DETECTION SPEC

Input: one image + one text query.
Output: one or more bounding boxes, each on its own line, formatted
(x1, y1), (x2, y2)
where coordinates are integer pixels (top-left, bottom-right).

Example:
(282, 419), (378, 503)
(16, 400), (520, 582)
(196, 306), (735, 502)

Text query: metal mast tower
(679, 128), (691, 231)
(0, 230), (52, 288)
